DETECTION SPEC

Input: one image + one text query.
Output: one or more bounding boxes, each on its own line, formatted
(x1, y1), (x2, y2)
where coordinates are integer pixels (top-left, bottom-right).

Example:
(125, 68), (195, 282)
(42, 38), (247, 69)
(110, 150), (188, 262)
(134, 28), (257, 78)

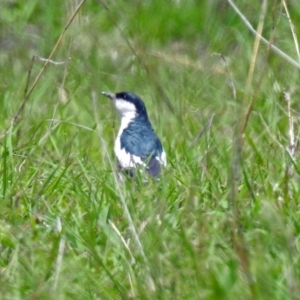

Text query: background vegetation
(1, 0), (300, 299)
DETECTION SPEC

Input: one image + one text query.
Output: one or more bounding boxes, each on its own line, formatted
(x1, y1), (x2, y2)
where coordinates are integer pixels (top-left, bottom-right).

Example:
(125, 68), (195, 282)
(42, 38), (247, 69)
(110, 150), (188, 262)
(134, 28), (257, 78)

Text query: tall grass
(1, 0), (300, 299)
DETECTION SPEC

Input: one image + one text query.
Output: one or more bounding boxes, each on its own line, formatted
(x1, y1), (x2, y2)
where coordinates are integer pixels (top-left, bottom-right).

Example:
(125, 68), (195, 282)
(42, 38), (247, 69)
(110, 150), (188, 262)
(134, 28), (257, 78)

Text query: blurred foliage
(1, 0), (300, 299)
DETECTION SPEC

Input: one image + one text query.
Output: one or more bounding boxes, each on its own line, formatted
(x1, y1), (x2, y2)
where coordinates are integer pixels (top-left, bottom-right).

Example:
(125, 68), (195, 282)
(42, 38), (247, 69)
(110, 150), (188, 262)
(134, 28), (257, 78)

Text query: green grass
(1, 0), (300, 299)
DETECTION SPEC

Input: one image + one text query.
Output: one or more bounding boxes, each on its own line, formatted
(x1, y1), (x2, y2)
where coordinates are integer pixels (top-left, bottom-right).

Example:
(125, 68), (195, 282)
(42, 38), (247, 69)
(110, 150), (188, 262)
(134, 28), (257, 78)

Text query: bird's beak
(101, 92), (115, 100)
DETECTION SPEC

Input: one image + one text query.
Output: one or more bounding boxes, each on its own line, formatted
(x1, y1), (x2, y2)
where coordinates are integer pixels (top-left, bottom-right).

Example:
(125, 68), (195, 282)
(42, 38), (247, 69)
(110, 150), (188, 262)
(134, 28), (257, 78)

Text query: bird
(101, 91), (166, 178)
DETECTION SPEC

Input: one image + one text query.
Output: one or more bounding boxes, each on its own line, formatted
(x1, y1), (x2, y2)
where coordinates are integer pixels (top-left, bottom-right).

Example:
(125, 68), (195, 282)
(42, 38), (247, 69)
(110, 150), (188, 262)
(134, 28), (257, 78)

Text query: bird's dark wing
(120, 120), (163, 176)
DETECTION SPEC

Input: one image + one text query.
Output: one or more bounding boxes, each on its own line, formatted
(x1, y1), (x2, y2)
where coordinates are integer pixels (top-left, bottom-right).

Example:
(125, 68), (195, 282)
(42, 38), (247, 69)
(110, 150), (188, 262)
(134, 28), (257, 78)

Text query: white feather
(114, 99), (136, 117)
(158, 150), (167, 166)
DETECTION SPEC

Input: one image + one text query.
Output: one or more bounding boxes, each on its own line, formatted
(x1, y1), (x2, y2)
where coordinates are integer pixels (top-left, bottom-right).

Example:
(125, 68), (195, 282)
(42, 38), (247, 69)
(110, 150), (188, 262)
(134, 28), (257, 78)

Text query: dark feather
(120, 115), (163, 177)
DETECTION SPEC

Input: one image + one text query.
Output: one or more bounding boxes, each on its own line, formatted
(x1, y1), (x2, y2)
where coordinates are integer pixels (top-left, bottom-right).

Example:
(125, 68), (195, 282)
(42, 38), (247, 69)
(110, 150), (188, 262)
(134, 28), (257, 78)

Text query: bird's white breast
(114, 111), (145, 169)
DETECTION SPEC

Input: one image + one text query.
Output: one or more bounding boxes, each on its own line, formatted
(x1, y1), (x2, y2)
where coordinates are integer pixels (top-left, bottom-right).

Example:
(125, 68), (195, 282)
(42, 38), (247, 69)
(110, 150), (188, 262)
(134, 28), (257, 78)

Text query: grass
(1, 0), (300, 299)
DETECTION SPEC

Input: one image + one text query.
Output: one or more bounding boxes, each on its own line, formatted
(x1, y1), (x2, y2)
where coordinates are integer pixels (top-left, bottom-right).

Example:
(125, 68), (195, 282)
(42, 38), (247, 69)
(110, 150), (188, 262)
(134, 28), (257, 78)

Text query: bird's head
(101, 91), (148, 119)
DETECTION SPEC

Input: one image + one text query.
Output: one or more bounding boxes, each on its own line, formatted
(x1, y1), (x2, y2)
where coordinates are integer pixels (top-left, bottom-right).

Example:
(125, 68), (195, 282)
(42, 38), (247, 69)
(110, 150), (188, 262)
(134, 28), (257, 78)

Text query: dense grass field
(1, 0), (300, 299)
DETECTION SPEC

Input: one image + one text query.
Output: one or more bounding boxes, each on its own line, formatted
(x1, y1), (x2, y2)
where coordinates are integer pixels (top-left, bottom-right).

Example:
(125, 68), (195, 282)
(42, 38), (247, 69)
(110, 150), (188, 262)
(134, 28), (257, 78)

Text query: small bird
(101, 91), (166, 178)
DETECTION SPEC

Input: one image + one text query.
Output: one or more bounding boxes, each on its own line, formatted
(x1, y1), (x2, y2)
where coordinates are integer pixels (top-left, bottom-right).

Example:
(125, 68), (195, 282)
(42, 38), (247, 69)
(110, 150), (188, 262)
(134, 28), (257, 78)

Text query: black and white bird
(101, 91), (166, 178)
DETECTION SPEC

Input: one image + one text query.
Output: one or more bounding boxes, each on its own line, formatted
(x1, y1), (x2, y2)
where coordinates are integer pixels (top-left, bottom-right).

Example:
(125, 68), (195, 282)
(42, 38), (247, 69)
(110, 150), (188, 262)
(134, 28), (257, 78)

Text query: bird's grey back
(120, 115), (163, 177)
